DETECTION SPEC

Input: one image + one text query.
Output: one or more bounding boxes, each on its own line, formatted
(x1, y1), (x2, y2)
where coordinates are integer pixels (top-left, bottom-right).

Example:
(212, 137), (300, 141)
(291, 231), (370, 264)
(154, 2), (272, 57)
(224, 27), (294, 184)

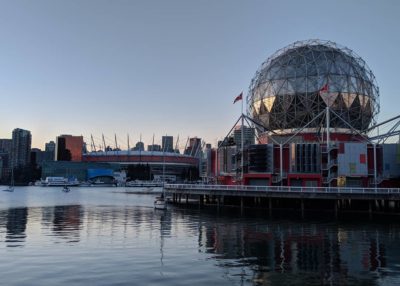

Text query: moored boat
(154, 195), (166, 210)
(43, 177), (80, 187)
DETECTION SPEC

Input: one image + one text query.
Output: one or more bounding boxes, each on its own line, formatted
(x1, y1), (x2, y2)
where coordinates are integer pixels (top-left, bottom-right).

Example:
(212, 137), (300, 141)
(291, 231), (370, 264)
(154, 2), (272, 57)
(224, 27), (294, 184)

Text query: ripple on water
(0, 188), (399, 285)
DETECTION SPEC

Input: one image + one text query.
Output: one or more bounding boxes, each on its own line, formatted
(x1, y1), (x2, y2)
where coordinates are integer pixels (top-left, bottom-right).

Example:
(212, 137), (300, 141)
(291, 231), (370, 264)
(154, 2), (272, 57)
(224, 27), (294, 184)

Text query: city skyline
(1, 1), (399, 148)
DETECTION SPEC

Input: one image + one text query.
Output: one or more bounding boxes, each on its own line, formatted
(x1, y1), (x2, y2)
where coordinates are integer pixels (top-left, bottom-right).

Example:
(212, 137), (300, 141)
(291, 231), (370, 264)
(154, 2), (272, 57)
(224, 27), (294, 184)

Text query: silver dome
(248, 40), (379, 133)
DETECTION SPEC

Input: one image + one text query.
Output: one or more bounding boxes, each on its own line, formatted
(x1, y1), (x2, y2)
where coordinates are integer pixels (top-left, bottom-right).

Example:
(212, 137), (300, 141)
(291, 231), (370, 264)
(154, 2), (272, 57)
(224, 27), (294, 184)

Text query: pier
(165, 184), (400, 216)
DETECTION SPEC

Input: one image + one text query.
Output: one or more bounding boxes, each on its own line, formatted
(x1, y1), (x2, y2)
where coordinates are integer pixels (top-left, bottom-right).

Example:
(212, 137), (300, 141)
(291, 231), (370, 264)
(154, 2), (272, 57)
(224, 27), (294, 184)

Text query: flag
(319, 83), (328, 94)
(233, 92), (243, 104)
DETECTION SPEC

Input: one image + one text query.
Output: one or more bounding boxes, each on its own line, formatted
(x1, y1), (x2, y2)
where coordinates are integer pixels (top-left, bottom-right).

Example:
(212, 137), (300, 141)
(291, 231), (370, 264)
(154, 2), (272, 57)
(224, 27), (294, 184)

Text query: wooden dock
(164, 184), (400, 217)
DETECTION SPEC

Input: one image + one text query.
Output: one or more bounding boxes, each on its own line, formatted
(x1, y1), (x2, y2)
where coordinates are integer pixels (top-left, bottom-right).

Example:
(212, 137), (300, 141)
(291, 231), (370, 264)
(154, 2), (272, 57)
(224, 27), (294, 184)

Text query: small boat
(62, 185), (71, 193)
(43, 177), (80, 187)
(154, 195), (166, 210)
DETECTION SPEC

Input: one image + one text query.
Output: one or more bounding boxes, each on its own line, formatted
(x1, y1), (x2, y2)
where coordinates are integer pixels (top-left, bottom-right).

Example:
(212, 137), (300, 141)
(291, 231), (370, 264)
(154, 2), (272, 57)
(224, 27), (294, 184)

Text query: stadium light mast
(102, 134), (106, 154)
(174, 135), (180, 153)
(90, 134), (96, 152)
(241, 97), (244, 185)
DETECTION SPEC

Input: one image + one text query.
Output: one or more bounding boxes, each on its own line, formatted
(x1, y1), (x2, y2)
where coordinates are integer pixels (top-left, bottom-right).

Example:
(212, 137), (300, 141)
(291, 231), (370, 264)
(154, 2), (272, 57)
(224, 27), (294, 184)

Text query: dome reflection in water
(0, 186), (398, 285)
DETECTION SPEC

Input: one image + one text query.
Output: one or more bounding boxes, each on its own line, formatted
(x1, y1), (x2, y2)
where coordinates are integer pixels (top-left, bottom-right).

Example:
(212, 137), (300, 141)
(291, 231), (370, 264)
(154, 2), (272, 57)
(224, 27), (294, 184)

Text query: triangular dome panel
(263, 96), (276, 112)
(343, 93), (357, 108)
(320, 92), (338, 107)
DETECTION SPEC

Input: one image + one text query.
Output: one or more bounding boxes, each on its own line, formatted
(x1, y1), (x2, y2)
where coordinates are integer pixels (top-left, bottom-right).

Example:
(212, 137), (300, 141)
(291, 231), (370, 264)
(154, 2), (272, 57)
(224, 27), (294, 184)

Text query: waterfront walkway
(164, 184), (400, 216)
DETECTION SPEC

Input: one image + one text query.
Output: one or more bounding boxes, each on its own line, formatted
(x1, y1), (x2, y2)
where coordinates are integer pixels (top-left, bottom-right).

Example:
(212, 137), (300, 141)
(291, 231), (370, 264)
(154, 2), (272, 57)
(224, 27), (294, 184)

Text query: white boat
(43, 177), (80, 186)
(34, 180), (43, 186)
(2, 168), (14, 192)
(154, 194), (166, 210)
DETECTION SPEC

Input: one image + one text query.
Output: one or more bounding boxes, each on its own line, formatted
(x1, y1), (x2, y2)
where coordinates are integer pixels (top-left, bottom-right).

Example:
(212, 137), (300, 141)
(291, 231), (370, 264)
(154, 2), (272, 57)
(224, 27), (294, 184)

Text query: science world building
(219, 40), (400, 188)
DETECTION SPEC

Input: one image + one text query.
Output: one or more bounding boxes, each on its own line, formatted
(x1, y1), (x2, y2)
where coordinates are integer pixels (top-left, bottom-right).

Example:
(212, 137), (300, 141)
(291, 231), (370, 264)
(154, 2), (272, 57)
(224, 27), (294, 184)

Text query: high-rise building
(56, 135), (83, 162)
(233, 126), (255, 149)
(44, 140), (56, 161)
(184, 137), (202, 156)
(0, 139), (12, 153)
(162, 136), (173, 153)
(0, 139), (12, 170)
(11, 128), (32, 168)
(148, 144), (161, 152)
(30, 148), (43, 166)
(45, 141), (55, 152)
(133, 141), (145, 151)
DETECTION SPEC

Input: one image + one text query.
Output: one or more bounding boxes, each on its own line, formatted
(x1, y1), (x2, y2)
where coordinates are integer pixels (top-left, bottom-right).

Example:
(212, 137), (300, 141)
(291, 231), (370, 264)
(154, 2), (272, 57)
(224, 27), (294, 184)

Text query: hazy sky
(1, 0), (399, 149)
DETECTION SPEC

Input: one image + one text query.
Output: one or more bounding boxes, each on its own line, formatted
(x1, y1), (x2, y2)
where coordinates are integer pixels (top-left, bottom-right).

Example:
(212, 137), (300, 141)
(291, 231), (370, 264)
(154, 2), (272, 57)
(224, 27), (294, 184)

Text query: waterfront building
(42, 161), (121, 182)
(11, 128), (32, 168)
(81, 150), (199, 182)
(216, 40), (400, 188)
(55, 135), (83, 162)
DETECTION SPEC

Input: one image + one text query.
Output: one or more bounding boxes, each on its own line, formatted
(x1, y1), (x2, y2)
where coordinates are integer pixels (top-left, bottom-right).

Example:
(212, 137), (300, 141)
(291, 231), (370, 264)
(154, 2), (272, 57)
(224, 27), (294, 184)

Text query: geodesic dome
(248, 40), (380, 134)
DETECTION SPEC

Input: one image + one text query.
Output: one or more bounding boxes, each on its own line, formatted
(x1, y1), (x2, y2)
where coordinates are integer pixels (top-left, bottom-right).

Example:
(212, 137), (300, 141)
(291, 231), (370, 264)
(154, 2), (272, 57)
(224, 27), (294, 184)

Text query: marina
(0, 185), (399, 285)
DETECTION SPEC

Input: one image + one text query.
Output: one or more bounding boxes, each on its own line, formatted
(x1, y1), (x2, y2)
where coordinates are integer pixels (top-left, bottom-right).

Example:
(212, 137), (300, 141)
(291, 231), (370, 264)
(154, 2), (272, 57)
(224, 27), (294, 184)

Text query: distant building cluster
(0, 128), (56, 180)
(0, 130), (209, 184)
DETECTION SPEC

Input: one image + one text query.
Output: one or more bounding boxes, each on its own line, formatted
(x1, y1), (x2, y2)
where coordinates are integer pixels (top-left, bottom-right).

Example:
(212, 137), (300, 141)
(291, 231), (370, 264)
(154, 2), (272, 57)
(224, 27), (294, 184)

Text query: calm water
(0, 186), (399, 285)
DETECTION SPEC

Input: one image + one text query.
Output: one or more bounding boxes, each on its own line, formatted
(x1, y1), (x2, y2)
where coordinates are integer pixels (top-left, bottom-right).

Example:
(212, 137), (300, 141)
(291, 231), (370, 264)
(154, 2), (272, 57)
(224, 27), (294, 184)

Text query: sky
(1, 0), (399, 150)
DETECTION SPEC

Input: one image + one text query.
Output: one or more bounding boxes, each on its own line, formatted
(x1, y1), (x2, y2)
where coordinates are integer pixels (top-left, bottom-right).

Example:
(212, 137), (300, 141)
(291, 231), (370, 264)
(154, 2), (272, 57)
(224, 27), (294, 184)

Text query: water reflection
(196, 215), (398, 285)
(0, 199), (399, 285)
(52, 205), (82, 243)
(5, 208), (28, 247)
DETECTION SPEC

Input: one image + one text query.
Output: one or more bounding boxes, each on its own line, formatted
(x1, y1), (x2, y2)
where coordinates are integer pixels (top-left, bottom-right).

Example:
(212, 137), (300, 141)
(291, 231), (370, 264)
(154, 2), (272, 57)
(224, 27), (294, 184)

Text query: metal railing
(165, 184), (400, 195)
